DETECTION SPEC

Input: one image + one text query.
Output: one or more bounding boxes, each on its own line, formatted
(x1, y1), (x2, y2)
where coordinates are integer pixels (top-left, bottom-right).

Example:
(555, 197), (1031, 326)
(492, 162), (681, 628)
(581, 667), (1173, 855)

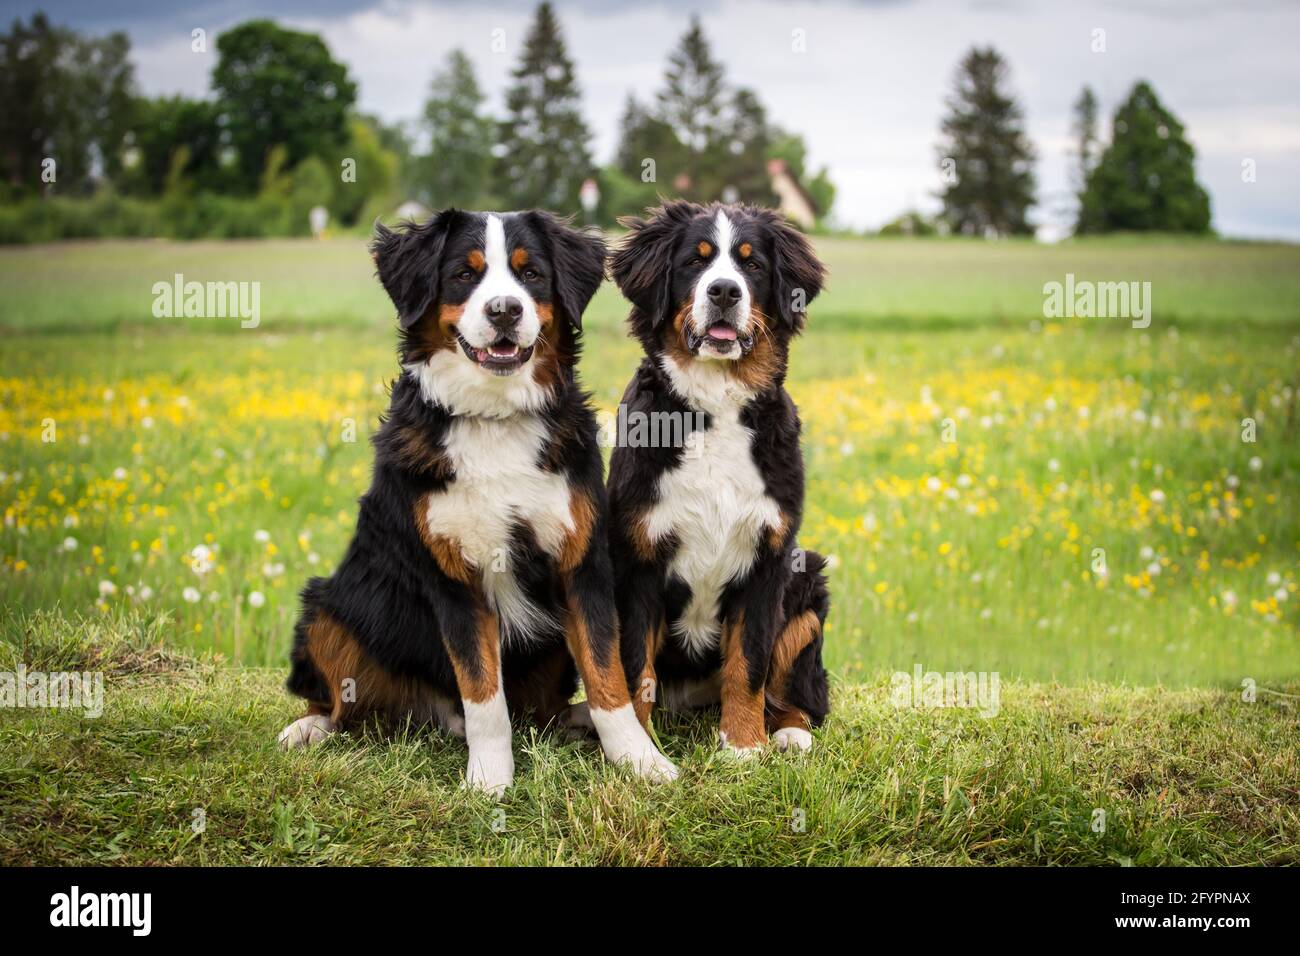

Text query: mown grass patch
(1, 612), (1295, 865)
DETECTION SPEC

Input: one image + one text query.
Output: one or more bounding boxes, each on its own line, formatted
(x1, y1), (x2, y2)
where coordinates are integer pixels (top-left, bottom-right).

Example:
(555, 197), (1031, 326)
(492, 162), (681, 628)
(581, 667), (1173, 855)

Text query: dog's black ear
(529, 211), (606, 332)
(371, 210), (458, 329)
(611, 200), (700, 328)
(768, 214), (826, 334)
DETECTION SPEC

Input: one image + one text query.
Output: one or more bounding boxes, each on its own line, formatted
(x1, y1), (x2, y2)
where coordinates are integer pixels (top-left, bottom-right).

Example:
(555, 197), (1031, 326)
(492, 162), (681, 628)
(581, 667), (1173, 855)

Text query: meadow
(1, 235), (1297, 865)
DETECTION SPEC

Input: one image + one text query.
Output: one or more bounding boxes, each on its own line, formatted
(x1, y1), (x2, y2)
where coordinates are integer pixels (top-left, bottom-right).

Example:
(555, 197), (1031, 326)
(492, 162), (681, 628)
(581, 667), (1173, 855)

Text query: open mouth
(685, 322), (754, 356)
(455, 330), (535, 376)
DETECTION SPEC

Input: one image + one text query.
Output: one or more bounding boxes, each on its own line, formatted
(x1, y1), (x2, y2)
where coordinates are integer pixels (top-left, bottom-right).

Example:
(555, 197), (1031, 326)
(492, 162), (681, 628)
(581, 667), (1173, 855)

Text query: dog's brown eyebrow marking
(467, 250), (486, 272)
(697, 241), (713, 258)
(738, 242), (753, 259)
(511, 247), (529, 270)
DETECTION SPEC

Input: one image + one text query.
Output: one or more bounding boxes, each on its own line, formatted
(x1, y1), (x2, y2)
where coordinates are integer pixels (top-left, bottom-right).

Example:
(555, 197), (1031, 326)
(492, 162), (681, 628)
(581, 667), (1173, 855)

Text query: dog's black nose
(707, 279), (742, 309)
(486, 296), (524, 331)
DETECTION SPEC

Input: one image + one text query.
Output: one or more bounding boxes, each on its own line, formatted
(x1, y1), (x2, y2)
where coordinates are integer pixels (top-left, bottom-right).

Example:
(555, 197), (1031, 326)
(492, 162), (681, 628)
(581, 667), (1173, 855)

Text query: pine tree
(496, 2), (593, 212)
(935, 47), (1037, 236)
(1071, 85), (1099, 196)
(1077, 81), (1211, 234)
(615, 93), (684, 187)
(718, 88), (774, 205)
(417, 49), (496, 208)
(656, 16), (726, 198)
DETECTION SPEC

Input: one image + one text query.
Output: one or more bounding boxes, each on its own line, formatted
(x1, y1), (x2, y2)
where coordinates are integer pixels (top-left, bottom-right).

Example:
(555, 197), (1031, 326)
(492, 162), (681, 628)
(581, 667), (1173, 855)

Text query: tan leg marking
(563, 593), (631, 712)
(557, 488), (596, 573)
(632, 621), (664, 729)
(305, 614), (435, 724)
(445, 610), (501, 705)
(719, 612), (766, 750)
(765, 610), (820, 732)
(414, 499), (476, 584)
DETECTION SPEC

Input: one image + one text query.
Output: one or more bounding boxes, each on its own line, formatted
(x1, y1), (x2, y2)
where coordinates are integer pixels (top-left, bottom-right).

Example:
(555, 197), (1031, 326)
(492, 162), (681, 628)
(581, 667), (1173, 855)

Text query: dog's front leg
(440, 601), (513, 797)
(614, 560), (666, 730)
(719, 558), (788, 756)
(563, 553), (678, 783)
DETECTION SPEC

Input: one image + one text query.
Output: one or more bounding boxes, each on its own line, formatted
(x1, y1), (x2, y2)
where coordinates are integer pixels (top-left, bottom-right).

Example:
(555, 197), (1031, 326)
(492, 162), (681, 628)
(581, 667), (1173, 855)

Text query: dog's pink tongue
(708, 324), (737, 341)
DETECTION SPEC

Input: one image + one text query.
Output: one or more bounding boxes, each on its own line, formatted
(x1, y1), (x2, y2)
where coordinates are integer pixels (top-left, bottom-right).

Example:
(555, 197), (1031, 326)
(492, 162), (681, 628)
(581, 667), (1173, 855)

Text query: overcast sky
(11, 0), (1300, 238)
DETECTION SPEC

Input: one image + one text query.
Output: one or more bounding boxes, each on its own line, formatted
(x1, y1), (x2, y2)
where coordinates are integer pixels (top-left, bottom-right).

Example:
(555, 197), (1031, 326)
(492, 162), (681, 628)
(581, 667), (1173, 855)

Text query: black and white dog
(607, 201), (831, 754)
(279, 209), (676, 795)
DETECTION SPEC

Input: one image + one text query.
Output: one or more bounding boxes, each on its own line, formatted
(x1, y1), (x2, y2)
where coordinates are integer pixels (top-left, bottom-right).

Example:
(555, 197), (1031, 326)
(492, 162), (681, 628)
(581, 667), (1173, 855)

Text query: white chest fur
(424, 413), (574, 643)
(645, 359), (782, 655)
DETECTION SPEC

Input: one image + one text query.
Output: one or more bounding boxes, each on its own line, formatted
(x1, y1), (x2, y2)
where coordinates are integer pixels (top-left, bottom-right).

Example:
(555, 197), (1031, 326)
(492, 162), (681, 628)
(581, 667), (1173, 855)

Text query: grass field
(1, 234), (1298, 865)
(1, 612), (1296, 866)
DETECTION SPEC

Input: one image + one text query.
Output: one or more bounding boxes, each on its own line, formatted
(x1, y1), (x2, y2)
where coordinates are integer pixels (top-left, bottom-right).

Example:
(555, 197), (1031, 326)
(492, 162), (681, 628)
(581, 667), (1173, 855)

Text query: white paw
(622, 742), (680, 783)
(589, 703), (678, 783)
(277, 714), (336, 750)
(718, 732), (763, 759)
(772, 727), (814, 752)
(463, 748), (514, 799)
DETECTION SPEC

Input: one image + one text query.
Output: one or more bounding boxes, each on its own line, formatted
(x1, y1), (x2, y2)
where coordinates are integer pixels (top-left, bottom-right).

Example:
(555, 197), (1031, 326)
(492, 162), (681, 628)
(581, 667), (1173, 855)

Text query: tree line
(0, 5), (834, 241)
(916, 47), (1211, 237)
(1, 6), (1212, 241)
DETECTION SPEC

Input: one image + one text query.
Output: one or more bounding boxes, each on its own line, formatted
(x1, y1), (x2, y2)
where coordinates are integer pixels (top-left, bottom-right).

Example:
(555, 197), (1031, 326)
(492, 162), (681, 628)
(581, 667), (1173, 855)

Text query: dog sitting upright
(607, 201), (831, 755)
(279, 209), (676, 795)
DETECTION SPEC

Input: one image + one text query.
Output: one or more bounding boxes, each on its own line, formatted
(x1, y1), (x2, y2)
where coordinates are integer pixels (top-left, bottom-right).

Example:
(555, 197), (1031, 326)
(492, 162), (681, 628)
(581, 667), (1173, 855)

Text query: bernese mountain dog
(279, 209), (677, 795)
(607, 201), (832, 755)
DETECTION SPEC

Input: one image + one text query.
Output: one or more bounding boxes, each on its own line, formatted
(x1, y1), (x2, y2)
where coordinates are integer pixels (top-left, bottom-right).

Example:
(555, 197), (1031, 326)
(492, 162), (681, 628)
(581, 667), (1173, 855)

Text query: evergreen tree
(935, 47), (1036, 236)
(1077, 81), (1211, 234)
(417, 49), (496, 208)
(496, 2), (593, 212)
(718, 88), (774, 205)
(656, 16), (726, 198)
(615, 93), (684, 188)
(608, 18), (835, 220)
(1071, 85), (1099, 195)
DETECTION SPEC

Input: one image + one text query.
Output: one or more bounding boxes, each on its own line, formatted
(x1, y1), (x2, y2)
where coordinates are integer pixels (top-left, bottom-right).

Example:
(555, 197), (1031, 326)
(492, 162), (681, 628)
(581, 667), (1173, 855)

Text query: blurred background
(3, 0), (1299, 240)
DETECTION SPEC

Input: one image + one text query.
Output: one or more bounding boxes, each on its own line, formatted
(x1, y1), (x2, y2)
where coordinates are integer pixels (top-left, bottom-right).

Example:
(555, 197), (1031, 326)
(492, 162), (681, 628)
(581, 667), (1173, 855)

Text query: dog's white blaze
(461, 674), (514, 797)
(647, 357), (782, 656)
(460, 214), (540, 348)
(690, 209), (752, 342)
(424, 413), (574, 644)
(407, 214), (549, 418)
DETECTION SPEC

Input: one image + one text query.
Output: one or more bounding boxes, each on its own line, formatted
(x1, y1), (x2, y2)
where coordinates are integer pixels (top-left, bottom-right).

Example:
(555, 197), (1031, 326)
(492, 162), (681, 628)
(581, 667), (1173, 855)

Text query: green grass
(1, 611), (1296, 866)
(1, 235), (1298, 865)
(3, 234), (1300, 333)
